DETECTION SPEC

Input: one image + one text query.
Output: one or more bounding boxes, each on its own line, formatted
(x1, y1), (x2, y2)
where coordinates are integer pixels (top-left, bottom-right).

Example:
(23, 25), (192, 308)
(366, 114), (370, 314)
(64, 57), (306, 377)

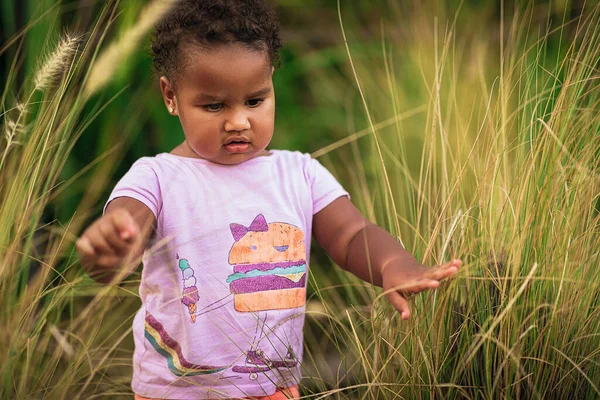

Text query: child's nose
(224, 108), (251, 131)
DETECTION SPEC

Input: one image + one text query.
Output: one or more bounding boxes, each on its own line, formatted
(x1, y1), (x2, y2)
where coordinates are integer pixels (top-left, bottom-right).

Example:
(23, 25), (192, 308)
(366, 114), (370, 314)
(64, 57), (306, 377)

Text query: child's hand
(76, 208), (141, 282)
(381, 259), (461, 320)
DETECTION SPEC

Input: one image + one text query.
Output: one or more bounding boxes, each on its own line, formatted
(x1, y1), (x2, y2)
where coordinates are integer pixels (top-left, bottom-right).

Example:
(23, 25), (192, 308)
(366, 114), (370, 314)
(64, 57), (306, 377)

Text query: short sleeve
(307, 156), (350, 215)
(104, 158), (161, 219)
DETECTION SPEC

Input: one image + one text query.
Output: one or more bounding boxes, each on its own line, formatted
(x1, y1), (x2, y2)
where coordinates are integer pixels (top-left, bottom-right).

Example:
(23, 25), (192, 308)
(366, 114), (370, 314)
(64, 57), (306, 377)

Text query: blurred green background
(1, 0), (584, 227)
(1, 0), (586, 261)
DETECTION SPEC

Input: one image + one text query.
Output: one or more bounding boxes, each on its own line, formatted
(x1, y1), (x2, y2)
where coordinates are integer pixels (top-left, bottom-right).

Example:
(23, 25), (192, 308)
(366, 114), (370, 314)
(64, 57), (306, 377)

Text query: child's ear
(159, 76), (177, 115)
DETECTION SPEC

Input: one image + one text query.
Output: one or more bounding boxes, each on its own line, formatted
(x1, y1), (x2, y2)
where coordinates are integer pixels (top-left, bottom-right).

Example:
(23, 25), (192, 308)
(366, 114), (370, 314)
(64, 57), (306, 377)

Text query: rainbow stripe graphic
(144, 312), (226, 376)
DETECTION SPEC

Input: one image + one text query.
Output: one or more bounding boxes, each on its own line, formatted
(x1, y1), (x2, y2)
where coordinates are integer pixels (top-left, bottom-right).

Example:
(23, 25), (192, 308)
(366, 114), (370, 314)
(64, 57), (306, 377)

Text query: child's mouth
(224, 141), (250, 153)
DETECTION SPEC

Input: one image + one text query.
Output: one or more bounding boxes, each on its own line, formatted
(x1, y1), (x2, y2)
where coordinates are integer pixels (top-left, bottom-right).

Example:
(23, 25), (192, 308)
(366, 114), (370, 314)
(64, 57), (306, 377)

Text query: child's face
(160, 43), (275, 165)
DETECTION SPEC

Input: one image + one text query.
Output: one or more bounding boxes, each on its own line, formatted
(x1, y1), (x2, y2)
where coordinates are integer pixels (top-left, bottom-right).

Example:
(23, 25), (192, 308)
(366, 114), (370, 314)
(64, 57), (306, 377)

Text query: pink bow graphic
(230, 214), (268, 242)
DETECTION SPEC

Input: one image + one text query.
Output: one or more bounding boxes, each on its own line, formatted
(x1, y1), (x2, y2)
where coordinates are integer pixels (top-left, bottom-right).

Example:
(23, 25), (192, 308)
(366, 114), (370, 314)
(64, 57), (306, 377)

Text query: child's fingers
(385, 290), (411, 320)
(434, 259), (462, 271)
(98, 217), (134, 254)
(425, 260), (461, 281)
(76, 236), (96, 266)
(94, 253), (131, 270)
(424, 266), (457, 281)
(85, 253), (131, 282)
(390, 278), (439, 294)
(442, 259), (462, 269)
(109, 209), (139, 241)
(76, 236), (95, 256)
(83, 226), (115, 256)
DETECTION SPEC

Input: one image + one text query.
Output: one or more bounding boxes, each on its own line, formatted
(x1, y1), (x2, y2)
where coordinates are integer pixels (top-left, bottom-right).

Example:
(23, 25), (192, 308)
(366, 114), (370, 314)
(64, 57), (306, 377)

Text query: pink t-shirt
(105, 150), (348, 399)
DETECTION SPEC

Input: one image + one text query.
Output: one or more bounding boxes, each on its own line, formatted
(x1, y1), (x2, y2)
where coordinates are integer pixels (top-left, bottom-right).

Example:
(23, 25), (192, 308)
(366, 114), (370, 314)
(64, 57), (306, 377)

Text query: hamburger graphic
(226, 214), (307, 312)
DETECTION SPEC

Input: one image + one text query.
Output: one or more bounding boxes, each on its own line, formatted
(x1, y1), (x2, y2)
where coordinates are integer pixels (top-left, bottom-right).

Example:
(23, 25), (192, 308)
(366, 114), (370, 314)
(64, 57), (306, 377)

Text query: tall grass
(0, 1), (176, 398)
(303, 1), (600, 398)
(1, 0), (599, 399)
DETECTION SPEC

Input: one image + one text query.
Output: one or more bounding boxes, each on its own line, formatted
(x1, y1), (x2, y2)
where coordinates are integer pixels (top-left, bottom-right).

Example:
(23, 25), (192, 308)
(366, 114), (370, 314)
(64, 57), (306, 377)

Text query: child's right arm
(76, 197), (156, 284)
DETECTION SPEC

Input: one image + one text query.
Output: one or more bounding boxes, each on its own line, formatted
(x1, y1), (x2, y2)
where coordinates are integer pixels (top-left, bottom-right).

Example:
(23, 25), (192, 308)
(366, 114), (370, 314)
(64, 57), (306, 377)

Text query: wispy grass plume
(84, 0), (179, 97)
(34, 33), (82, 91)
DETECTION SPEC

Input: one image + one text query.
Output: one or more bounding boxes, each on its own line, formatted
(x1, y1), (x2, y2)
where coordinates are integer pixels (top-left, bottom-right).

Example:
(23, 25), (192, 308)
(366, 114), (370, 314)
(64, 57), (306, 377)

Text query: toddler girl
(76, 1), (461, 399)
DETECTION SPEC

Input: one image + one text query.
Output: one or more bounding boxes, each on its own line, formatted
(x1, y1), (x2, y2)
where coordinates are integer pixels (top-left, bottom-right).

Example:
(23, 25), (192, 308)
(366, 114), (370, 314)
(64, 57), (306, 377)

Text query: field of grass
(1, 0), (599, 398)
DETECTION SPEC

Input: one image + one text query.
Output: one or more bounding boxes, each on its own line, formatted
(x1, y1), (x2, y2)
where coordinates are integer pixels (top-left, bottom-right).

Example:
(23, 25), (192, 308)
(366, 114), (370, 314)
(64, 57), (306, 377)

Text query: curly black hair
(151, 0), (282, 82)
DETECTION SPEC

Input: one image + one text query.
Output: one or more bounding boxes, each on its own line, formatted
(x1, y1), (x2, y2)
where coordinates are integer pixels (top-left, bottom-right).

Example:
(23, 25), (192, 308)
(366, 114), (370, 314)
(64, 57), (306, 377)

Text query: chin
(213, 153), (254, 165)
(221, 148), (269, 164)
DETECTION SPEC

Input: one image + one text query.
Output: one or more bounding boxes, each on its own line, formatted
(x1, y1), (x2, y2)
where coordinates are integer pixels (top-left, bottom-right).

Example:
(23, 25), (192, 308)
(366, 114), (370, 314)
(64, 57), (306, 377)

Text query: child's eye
(203, 103), (223, 112)
(246, 99), (263, 108)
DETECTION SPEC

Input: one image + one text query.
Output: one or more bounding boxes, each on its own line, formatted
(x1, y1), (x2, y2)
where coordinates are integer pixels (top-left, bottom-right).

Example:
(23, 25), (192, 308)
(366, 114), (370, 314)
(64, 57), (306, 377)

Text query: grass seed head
(2, 102), (27, 144)
(34, 33), (83, 91)
(4, 119), (21, 142)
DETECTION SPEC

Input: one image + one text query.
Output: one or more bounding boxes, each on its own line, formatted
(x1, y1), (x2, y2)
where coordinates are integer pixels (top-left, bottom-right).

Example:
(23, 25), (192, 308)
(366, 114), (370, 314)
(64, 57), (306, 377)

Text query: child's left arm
(313, 196), (461, 320)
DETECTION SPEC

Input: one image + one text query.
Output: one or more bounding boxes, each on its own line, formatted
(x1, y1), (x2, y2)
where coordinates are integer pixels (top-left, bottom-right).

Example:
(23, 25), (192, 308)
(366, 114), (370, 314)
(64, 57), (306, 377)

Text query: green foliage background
(0, 0), (585, 227)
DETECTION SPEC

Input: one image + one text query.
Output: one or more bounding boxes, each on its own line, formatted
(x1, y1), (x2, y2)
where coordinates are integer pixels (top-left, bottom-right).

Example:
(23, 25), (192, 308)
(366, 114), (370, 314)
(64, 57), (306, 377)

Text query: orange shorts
(134, 385), (299, 400)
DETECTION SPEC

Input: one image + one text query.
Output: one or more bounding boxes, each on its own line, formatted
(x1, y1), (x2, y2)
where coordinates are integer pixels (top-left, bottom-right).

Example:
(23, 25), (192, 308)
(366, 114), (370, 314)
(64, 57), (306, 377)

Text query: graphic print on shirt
(144, 312), (227, 376)
(226, 214), (307, 312)
(178, 256), (199, 323)
(231, 313), (299, 380)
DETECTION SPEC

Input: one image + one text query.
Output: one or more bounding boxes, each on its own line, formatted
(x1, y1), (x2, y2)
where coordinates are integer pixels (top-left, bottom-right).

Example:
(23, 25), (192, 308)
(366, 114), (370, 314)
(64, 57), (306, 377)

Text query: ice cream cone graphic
(179, 257), (199, 323)
(188, 303), (197, 323)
